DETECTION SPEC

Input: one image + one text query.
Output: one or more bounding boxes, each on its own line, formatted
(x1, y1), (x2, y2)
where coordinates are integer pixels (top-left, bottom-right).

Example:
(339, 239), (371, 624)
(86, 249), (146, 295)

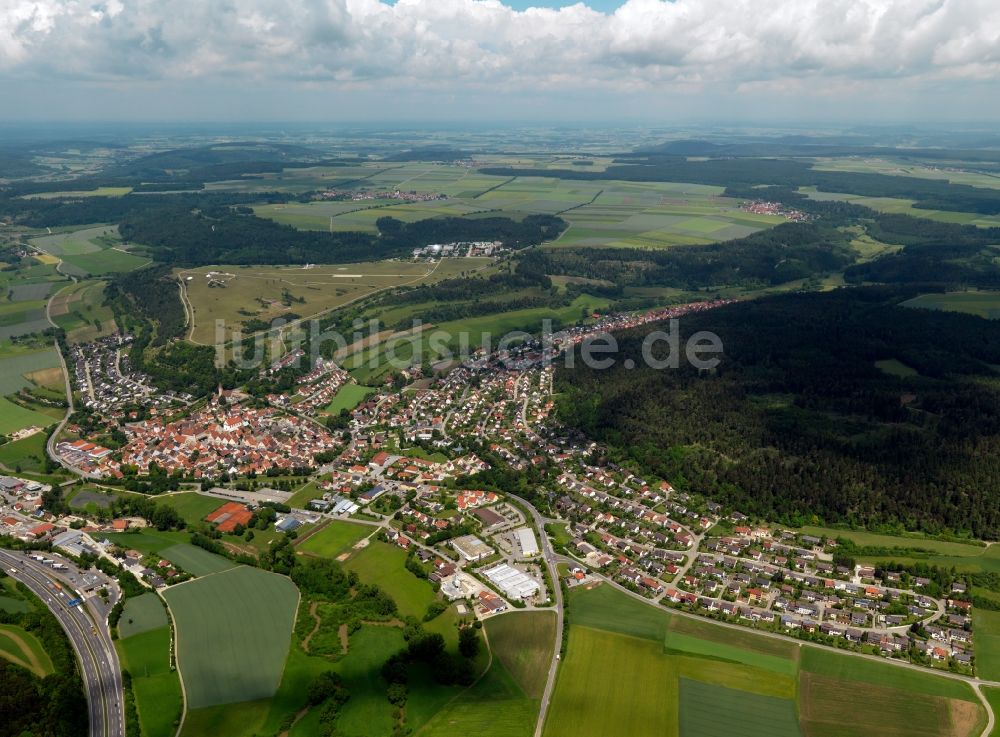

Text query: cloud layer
(1, 0), (997, 120)
(3, 1), (998, 85)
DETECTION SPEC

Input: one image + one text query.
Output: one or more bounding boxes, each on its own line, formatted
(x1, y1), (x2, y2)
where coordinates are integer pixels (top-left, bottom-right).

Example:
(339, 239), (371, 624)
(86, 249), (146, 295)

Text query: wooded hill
(556, 286), (1000, 537)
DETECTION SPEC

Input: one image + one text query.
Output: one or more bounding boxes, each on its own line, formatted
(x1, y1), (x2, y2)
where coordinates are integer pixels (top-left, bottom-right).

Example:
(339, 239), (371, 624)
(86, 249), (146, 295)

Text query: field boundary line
(162, 563), (246, 590)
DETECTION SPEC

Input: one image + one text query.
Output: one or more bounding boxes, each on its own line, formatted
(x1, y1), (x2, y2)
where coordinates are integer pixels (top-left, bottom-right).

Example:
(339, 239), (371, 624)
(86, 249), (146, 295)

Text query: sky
(1, 0), (999, 124)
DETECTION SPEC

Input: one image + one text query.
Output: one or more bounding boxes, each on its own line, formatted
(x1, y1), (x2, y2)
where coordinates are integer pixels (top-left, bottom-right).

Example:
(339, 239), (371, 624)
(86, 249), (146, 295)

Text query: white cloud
(0, 0), (997, 95)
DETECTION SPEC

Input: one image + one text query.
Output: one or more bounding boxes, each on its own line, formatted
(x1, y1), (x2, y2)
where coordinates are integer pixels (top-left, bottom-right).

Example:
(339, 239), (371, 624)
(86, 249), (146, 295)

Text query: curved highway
(0, 550), (124, 737)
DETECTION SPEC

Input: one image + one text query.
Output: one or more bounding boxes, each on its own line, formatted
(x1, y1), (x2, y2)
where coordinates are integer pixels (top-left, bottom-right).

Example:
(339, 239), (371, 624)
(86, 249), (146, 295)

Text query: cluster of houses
(68, 333), (191, 417)
(110, 392), (338, 478)
(278, 361), (353, 415)
(317, 188), (447, 203)
(740, 200), (809, 221)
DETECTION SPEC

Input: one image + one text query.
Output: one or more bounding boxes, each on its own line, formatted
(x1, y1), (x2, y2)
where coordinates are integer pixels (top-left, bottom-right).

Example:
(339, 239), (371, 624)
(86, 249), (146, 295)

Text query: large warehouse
(483, 563), (540, 600)
(514, 527), (539, 557)
(451, 534), (494, 562)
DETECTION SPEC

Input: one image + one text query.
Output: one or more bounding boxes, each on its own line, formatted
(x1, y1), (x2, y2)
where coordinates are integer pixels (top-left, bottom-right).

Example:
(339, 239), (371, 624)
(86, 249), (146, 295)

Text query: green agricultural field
(679, 679), (801, 737)
(902, 292), (1000, 320)
(810, 157), (1000, 190)
(28, 225), (118, 256)
(163, 565), (299, 708)
(297, 520), (371, 558)
(117, 593), (169, 638)
(800, 188), (1000, 228)
(796, 526), (1000, 575)
(0, 624), (54, 677)
(664, 631), (796, 677)
(49, 280), (117, 343)
(973, 609), (1000, 681)
(322, 384), (376, 414)
(0, 400), (54, 436)
(547, 181), (783, 249)
(545, 626), (677, 737)
(23, 187), (133, 199)
(156, 492), (230, 525)
(180, 701), (272, 737)
(798, 671), (982, 737)
(177, 647), (332, 737)
(566, 582), (672, 640)
(798, 647), (976, 701)
(158, 543), (237, 577)
(0, 346), (62, 393)
(103, 529), (192, 555)
(556, 585), (981, 737)
(251, 165), (785, 249)
(986, 687), (1000, 737)
(117, 625), (183, 737)
(344, 541), (437, 619)
(61, 247), (149, 275)
(666, 613), (800, 662)
(485, 611), (557, 699)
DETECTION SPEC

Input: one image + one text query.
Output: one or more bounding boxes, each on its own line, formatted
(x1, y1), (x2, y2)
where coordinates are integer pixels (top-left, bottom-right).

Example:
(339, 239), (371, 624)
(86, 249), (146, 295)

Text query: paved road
(509, 494), (564, 737)
(44, 341), (82, 476)
(43, 280), (85, 478)
(0, 550), (124, 737)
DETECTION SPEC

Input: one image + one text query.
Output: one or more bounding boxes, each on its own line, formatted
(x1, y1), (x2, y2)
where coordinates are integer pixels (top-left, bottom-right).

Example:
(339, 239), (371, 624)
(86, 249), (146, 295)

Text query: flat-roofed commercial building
(514, 527), (539, 557)
(483, 563), (540, 600)
(451, 534), (493, 561)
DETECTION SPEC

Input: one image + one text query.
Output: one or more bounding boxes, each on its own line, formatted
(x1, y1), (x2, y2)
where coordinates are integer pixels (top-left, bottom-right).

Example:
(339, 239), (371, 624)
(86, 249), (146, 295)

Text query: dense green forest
(117, 208), (564, 266)
(0, 572), (88, 737)
(521, 221), (855, 289)
(556, 287), (1000, 537)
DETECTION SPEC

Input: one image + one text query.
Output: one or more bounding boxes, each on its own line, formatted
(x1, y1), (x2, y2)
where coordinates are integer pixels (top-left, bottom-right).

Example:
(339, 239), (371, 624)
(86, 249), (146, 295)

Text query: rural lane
(509, 493), (564, 737)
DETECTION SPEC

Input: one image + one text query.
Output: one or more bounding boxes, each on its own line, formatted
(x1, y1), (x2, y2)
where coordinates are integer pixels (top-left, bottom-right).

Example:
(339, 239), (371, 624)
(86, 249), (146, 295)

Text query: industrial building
(483, 563), (540, 600)
(514, 527), (539, 557)
(451, 534), (494, 562)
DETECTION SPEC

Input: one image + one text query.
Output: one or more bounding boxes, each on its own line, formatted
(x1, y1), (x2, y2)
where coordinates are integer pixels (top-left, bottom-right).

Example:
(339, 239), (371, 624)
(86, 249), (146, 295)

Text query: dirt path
(338, 624), (349, 655)
(301, 602), (322, 653)
(276, 706), (311, 737)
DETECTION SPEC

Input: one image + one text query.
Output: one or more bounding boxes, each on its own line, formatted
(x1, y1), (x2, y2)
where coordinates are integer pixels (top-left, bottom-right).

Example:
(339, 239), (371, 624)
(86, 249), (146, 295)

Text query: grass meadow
(321, 383), (376, 414)
(343, 541), (436, 619)
(297, 519), (372, 558)
(972, 609), (1000, 681)
(117, 593), (169, 638)
(178, 260), (450, 344)
(117, 624), (183, 737)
